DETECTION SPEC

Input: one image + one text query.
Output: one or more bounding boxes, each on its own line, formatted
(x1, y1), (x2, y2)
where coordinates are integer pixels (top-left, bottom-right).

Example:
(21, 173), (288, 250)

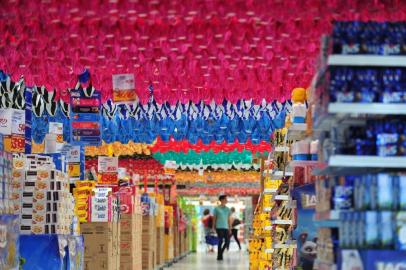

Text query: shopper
(201, 209), (215, 252)
(228, 207), (242, 250)
(212, 195), (231, 261)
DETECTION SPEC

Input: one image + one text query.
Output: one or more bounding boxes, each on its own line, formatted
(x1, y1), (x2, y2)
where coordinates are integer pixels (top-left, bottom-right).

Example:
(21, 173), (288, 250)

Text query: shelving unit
(274, 195), (290, 201)
(273, 242), (297, 249)
(312, 27), (406, 269)
(328, 102), (406, 115)
(289, 160), (325, 168)
(274, 146), (290, 152)
(328, 155), (406, 169)
(249, 127), (297, 270)
(328, 54), (406, 67)
(272, 219), (293, 225)
(264, 170), (294, 177)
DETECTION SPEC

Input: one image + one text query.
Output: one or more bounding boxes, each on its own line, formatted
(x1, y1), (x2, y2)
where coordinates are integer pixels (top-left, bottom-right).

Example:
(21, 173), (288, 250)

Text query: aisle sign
(112, 74), (136, 102)
(98, 156), (118, 173)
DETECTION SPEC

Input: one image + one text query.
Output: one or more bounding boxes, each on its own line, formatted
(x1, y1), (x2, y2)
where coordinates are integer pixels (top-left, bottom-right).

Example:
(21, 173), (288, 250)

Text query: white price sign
(49, 122), (63, 135)
(11, 109), (25, 135)
(98, 156), (118, 173)
(164, 160), (177, 169)
(67, 146), (81, 163)
(0, 109), (12, 135)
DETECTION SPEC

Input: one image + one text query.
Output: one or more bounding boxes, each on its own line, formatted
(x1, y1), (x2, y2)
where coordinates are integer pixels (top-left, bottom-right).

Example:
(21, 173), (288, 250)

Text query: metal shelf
(263, 188), (278, 194)
(264, 170), (294, 178)
(328, 54), (406, 67)
(273, 242), (297, 249)
(272, 220), (293, 225)
(274, 146), (290, 152)
(315, 210), (341, 220)
(328, 103), (406, 115)
(274, 195), (290, 201)
(314, 210), (342, 228)
(328, 155), (406, 169)
(289, 160), (325, 168)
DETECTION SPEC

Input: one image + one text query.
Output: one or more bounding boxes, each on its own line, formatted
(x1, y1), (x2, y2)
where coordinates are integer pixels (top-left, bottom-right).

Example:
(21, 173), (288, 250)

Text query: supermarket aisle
(166, 250), (249, 270)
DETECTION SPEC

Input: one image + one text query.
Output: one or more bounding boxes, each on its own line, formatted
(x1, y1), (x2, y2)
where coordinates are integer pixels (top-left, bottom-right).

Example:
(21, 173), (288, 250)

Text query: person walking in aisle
(228, 207), (242, 250)
(212, 195), (231, 261)
(201, 209), (215, 252)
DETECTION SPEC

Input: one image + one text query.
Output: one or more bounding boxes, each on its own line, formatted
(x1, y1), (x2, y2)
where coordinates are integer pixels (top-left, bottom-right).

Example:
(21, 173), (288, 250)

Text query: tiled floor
(165, 249), (249, 270)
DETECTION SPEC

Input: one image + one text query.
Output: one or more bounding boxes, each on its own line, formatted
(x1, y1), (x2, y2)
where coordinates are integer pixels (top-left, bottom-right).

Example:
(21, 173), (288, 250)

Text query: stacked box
(142, 215), (156, 270)
(82, 222), (120, 270)
(11, 154), (75, 234)
(173, 224), (179, 258)
(156, 227), (165, 266)
(155, 201), (165, 266)
(0, 151), (13, 214)
(164, 227), (174, 262)
(120, 213), (142, 270)
(180, 230), (186, 255)
(73, 181), (96, 223)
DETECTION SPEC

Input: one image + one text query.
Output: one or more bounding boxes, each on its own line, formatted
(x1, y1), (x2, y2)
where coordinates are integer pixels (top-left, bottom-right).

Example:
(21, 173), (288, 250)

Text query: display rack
(311, 24), (406, 270)
(249, 128), (297, 270)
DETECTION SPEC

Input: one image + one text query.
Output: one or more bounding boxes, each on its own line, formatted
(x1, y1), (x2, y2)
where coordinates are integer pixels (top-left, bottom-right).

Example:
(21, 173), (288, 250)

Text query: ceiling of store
(0, 0), (401, 103)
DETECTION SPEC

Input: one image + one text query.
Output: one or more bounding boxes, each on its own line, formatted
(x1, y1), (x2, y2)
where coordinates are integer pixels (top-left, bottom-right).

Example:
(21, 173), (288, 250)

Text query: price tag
(11, 110), (25, 135)
(112, 74), (136, 102)
(67, 146), (81, 163)
(98, 156), (118, 173)
(0, 109), (12, 135)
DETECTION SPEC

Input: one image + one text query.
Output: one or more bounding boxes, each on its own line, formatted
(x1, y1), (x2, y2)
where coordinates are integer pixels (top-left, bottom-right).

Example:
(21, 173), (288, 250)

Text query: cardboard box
(156, 227), (165, 266)
(164, 229), (174, 262)
(82, 222), (120, 270)
(142, 251), (154, 270)
(120, 213), (142, 270)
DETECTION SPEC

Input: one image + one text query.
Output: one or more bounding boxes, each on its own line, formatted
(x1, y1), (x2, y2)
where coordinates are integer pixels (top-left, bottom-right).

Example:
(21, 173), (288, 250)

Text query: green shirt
(214, 206), (231, 229)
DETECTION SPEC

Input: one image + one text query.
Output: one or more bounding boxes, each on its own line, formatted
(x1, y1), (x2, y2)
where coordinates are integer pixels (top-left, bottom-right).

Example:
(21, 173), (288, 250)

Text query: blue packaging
(380, 211), (395, 249)
(292, 116), (305, 123)
(399, 176), (406, 210)
(377, 174), (394, 210)
(377, 134), (398, 157)
(370, 174), (378, 210)
(358, 212), (365, 248)
(333, 184), (353, 210)
(339, 212), (348, 248)
(365, 211), (379, 248)
(292, 154), (310, 161)
(350, 212), (359, 248)
(396, 212), (406, 250)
